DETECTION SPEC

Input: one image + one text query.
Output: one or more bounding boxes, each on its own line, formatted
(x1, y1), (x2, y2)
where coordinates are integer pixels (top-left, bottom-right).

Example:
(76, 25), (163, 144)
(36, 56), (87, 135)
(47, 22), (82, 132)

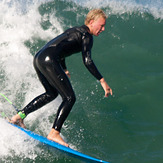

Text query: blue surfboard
(9, 123), (109, 163)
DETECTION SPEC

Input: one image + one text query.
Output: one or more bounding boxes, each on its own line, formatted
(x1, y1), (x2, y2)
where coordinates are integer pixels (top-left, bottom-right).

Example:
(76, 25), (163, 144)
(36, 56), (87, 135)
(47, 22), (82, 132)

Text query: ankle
(49, 128), (60, 136)
(18, 111), (26, 119)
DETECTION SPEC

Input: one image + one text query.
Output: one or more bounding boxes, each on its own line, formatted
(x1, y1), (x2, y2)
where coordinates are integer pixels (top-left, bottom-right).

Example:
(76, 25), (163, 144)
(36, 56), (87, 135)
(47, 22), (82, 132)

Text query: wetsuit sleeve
(82, 36), (103, 80)
(60, 58), (67, 70)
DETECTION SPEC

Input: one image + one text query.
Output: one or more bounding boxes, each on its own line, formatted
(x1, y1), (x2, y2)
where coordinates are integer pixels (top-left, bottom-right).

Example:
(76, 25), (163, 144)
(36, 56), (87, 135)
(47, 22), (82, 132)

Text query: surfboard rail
(9, 123), (109, 163)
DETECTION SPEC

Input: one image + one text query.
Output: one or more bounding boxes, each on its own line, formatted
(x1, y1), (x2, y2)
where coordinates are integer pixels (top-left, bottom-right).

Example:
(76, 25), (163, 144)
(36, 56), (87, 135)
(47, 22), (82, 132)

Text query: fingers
(65, 70), (71, 78)
(67, 73), (71, 78)
(105, 88), (113, 97)
(109, 88), (113, 96)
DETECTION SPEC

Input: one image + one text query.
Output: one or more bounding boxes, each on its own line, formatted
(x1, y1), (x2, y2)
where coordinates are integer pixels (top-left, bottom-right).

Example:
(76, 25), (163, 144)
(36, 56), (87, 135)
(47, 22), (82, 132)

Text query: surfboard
(8, 122), (109, 163)
(0, 93), (109, 162)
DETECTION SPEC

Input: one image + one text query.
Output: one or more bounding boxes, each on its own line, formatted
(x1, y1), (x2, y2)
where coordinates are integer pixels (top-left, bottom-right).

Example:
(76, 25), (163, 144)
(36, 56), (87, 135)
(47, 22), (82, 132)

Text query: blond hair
(85, 9), (107, 25)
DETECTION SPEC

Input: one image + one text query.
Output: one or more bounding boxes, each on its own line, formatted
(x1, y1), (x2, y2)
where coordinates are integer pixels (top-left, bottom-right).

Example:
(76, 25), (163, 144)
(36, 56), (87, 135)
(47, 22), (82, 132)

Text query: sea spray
(0, 0), (63, 161)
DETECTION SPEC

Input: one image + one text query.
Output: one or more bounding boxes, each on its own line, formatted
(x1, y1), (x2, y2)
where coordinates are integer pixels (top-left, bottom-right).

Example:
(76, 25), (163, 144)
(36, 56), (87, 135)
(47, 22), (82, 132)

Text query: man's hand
(100, 78), (113, 97)
(64, 70), (71, 78)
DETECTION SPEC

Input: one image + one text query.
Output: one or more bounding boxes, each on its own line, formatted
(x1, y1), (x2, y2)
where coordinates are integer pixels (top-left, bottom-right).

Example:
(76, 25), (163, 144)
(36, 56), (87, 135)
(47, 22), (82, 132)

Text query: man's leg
(11, 66), (58, 127)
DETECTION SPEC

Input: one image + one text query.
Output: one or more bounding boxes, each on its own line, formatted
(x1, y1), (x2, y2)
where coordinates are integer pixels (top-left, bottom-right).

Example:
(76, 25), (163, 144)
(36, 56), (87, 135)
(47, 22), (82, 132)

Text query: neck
(85, 24), (92, 35)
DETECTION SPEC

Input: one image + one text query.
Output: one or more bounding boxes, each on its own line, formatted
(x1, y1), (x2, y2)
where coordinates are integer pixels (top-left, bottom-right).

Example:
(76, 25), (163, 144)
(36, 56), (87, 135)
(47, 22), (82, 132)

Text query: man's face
(90, 17), (106, 36)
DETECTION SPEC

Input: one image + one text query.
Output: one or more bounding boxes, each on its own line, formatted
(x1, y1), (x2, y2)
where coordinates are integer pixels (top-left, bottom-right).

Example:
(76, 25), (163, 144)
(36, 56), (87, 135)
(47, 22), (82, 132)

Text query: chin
(94, 33), (100, 36)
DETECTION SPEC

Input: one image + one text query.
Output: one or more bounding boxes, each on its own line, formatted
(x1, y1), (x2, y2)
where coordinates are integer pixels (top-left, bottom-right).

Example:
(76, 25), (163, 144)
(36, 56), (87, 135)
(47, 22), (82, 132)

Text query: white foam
(0, 0), (63, 159)
(73, 0), (163, 19)
(0, 118), (39, 159)
(0, 0), (63, 108)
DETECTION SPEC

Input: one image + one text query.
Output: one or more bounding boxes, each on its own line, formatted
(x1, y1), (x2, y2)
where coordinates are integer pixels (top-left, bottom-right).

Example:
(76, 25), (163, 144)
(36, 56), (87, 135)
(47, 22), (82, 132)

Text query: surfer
(11, 9), (112, 147)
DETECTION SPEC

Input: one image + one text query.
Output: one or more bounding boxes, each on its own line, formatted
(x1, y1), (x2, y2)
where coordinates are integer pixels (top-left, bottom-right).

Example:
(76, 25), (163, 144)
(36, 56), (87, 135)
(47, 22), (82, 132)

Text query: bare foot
(10, 114), (26, 128)
(47, 128), (69, 147)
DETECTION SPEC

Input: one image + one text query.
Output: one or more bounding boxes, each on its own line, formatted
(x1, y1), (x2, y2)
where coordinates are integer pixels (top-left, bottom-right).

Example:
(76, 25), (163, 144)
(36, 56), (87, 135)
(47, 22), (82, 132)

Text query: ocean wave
(71, 0), (163, 20)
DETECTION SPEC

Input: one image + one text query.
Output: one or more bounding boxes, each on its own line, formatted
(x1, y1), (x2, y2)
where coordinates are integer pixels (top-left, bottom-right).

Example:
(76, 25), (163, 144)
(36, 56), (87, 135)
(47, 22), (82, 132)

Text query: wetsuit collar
(82, 25), (91, 34)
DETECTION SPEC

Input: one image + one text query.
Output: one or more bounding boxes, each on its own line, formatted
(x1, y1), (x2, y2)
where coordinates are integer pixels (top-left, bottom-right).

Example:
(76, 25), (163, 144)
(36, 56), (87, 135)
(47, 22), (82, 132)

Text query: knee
(46, 91), (58, 101)
(66, 94), (76, 106)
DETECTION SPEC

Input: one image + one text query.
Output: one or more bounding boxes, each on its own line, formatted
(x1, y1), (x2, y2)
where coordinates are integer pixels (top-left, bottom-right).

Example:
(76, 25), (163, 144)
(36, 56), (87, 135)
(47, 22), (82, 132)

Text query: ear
(89, 19), (94, 26)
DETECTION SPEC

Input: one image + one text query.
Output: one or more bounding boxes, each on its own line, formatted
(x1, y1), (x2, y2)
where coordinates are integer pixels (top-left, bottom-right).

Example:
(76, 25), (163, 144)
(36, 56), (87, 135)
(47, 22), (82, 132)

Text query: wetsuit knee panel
(46, 91), (58, 101)
(64, 95), (76, 106)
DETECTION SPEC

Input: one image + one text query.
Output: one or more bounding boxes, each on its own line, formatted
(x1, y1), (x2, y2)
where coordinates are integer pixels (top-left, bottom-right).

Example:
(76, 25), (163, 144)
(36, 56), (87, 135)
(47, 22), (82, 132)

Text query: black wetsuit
(21, 25), (103, 132)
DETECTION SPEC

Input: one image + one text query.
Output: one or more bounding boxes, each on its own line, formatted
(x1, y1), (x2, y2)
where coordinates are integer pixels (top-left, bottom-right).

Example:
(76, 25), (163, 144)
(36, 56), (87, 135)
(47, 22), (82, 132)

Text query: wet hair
(85, 9), (107, 25)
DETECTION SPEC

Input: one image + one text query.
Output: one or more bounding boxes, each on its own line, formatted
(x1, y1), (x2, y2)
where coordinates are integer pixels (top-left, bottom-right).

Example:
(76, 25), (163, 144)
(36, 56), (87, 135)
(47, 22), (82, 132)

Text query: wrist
(100, 78), (105, 83)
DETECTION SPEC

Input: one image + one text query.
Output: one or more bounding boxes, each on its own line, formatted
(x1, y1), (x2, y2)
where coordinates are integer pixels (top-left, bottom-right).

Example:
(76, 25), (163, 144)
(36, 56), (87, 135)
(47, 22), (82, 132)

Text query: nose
(102, 26), (105, 31)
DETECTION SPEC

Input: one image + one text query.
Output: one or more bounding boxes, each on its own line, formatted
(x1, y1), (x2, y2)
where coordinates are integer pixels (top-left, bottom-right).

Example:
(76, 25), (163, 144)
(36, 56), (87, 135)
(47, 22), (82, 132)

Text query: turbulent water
(0, 0), (163, 162)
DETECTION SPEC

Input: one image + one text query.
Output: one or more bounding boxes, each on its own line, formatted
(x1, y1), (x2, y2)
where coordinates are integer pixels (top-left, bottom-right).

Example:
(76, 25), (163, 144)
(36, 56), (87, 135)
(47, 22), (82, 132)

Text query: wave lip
(73, 0), (163, 19)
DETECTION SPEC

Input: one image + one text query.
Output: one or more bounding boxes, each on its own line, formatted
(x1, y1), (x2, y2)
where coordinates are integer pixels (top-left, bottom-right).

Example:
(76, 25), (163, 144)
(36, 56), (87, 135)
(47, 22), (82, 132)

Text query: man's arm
(60, 58), (67, 70)
(82, 35), (112, 97)
(82, 36), (103, 80)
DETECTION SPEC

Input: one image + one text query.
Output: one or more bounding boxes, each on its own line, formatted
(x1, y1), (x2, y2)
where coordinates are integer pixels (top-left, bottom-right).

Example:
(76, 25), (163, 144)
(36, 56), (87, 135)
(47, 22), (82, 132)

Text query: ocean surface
(0, 0), (163, 162)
